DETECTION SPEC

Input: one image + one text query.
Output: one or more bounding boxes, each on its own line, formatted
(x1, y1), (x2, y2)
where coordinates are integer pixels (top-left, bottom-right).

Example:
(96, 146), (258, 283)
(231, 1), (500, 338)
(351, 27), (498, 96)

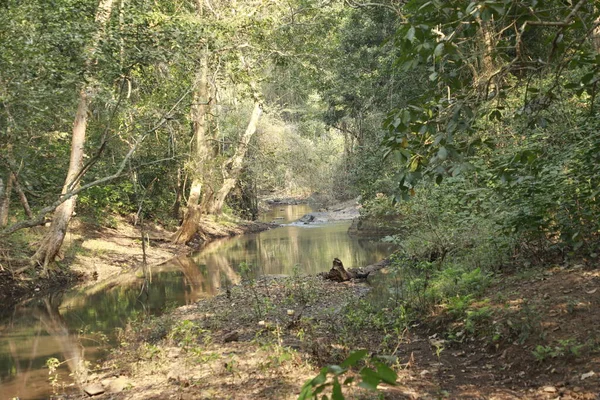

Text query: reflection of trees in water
(259, 204), (312, 223)
(4, 318), (43, 396)
(33, 294), (88, 387)
(189, 225), (395, 276)
(2, 294), (88, 398)
(174, 254), (240, 303)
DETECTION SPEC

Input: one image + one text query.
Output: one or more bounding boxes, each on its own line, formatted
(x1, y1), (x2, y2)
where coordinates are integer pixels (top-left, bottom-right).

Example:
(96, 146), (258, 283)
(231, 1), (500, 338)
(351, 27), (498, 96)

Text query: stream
(0, 204), (394, 399)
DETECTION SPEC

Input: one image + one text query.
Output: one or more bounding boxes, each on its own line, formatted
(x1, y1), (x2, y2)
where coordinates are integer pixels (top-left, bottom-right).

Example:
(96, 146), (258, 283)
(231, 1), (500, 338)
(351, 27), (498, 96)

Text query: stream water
(0, 204), (394, 399)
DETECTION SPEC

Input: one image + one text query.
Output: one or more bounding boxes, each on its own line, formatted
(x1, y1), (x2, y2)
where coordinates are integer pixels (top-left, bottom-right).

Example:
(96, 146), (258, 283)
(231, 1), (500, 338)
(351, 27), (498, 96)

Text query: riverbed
(0, 205), (394, 399)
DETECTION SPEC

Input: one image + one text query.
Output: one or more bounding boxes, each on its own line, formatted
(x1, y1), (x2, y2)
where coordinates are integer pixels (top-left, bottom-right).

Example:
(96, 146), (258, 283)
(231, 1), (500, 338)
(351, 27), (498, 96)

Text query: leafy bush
(298, 350), (397, 400)
(78, 181), (136, 224)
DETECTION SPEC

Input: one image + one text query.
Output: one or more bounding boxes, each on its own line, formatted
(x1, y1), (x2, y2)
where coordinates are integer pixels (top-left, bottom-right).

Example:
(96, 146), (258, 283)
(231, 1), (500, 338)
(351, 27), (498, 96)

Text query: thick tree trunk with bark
(172, 180), (203, 244)
(172, 48), (211, 244)
(207, 102), (262, 215)
(32, 0), (114, 270)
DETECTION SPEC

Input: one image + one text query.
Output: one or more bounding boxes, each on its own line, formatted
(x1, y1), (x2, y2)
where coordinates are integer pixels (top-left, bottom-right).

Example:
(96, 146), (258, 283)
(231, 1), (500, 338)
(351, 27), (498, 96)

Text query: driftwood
(319, 257), (390, 282)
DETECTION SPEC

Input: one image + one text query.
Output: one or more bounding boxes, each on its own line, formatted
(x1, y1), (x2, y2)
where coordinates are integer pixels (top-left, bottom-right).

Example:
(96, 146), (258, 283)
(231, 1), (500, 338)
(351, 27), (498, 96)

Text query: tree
(173, 0), (299, 242)
(172, 45), (211, 244)
(385, 0), (600, 194)
(207, 101), (262, 215)
(33, 0), (115, 270)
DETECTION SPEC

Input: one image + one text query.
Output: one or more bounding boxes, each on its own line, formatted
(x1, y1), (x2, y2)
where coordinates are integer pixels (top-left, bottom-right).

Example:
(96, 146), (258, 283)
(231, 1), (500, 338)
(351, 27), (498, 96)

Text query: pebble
(581, 371), (595, 380)
(107, 376), (131, 393)
(223, 331), (239, 343)
(83, 383), (105, 396)
(543, 386), (557, 393)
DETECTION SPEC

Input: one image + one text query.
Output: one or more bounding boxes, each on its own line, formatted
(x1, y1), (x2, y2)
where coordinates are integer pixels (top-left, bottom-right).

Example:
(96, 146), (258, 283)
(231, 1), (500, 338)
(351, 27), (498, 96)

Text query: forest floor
(78, 263), (600, 400)
(0, 214), (276, 309)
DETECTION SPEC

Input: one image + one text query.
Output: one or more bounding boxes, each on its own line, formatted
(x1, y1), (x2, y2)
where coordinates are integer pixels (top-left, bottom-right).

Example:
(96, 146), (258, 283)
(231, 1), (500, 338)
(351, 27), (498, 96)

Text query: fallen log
(319, 257), (390, 282)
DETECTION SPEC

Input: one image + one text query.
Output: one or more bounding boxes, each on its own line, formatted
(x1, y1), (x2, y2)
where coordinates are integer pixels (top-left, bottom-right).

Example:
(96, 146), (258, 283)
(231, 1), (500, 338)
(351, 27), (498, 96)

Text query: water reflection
(0, 206), (394, 399)
(258, 203), (313, 224)
(0, 294), (89, 399)
(193, 222), (391, 276)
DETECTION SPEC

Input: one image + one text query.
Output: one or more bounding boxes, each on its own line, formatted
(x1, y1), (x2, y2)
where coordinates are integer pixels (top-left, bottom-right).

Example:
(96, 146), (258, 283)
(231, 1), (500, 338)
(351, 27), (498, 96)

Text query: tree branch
(0, 86), (192, 237)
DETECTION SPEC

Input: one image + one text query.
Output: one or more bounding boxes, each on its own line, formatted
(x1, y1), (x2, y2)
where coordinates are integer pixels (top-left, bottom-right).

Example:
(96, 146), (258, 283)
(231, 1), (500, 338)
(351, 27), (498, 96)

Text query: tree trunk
(320, 258), (389, 282)
(33, 94), (89, 269)
(593, 17), (600, 52)
(172, 168), (183, 219)
(33, 0), (114, 270)
(172, 47), (211, 244)
(207, 102), (262, 215)
(476, 16), (497, 95)
(0, 173), (13, 227)
(0, 178), (4, 224)
(11, 172), (33, 219)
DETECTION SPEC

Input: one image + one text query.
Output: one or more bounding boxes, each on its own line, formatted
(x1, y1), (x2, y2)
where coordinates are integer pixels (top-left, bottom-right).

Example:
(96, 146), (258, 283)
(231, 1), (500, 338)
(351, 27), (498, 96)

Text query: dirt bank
(0, 215), (276, 309)
(77, 263), (600, 400)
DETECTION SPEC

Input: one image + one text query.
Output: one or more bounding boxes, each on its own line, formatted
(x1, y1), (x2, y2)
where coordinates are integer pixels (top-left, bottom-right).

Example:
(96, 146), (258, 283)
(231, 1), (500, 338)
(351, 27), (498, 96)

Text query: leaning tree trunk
(207, 102), (262, 215)
(11, 172), (33, 219)
(33, 0), (114, 271)
(172, 47), (211, 244)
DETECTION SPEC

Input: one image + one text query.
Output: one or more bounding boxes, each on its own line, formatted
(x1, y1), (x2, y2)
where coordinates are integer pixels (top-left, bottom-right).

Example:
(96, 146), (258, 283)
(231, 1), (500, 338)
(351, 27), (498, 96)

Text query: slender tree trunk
(207, 102), (262, 215)
(0, 178), (4, 223)
(33, 0), (114, 270)
(172, 167), (182, 219)
(476, 16), (497, 94)
(172, 49), (211, 244)
(0, 173), (13, 227)
(593, 16), (600, 52)
(33, 95), (89, 268)
(11, 172), (33, 219)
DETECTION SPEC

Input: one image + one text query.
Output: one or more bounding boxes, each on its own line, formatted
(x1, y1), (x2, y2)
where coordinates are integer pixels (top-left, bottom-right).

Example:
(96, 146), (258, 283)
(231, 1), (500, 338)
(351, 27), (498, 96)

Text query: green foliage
(169, 319), (210, 351)
(533, 339), (585, 362)
(122, 313), (173, 345)
(46, 357), (62, 394)
(78, 181), (136, 223)
(284, 265), (318, 306)
(298, 350), (397, 400)
(386, 0), (599, 185)
(374, 0), (600, 258)
(239, 262), (274, 321)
